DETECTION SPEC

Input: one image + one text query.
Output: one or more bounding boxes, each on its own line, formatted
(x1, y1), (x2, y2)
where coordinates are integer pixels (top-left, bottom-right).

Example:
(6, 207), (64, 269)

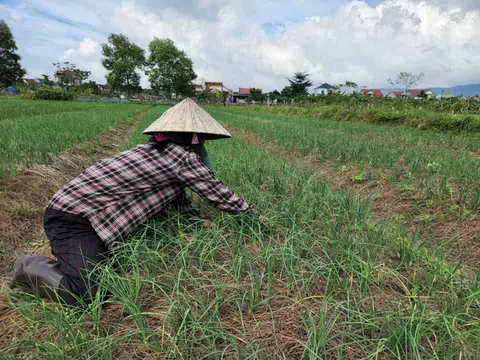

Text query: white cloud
(111, 0), (480, 89)
(79, 38), (99, 56)
(58, 37), (105, 83)
(3, 0), (480, 90)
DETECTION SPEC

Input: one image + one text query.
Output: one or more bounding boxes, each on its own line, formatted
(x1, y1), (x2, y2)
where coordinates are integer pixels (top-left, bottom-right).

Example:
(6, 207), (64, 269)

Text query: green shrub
(31, 88), (75, 101)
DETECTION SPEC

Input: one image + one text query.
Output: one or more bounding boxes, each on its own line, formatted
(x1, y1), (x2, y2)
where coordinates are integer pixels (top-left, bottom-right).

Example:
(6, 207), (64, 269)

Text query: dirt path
(0, 109), (150, 292)
(226, 126), (480, 270)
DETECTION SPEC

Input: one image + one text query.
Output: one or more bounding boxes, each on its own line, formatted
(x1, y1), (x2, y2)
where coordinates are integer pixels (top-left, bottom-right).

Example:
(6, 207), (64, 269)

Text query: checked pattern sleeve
(178, 151), (250, 214)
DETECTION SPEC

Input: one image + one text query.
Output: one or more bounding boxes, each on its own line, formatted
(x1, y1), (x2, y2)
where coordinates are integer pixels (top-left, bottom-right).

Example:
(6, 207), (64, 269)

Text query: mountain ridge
(377, 83), (480, 97)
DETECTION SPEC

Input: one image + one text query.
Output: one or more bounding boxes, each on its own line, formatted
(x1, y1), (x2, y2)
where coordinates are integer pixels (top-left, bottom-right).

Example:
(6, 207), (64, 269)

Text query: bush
(31, 88), (75, 101)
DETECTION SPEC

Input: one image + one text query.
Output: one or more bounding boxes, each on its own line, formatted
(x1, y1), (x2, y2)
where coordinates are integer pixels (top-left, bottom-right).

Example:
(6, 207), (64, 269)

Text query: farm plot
(209, 108), (480, 212)
(209, 108), (480, 267)
(0, 99), (148, 179)
(1, 117), (479, 359)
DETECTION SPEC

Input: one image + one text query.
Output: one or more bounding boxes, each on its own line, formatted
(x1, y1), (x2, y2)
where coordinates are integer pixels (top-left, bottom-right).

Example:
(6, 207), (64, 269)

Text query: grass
(208, 107), (480, 212)
(1, 116), (479, 359)
(0, 98), (149, 179)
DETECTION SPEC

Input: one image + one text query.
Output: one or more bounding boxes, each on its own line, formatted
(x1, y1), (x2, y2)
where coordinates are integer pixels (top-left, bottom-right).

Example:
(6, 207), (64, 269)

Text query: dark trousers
(44, 208), (108, 305)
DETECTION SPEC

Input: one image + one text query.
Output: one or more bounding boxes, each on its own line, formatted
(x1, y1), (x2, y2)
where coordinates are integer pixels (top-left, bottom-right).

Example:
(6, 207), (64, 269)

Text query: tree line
(0, 19), (197, 99)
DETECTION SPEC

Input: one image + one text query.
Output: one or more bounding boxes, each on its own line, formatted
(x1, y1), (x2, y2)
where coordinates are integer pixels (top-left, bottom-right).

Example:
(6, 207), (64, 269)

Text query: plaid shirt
(48, 140), (250, 249)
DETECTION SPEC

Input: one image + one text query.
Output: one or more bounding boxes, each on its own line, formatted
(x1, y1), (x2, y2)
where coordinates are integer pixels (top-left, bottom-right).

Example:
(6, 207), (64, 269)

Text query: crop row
(209, 107), (480, 210)
(0, 98), (117, 121)
(0, 100), (148, 179)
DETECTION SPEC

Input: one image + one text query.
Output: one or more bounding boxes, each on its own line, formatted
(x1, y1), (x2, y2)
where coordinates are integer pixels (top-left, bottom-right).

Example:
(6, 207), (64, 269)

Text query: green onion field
(0, 99), (147, 179)
(0, 99), (479, 359)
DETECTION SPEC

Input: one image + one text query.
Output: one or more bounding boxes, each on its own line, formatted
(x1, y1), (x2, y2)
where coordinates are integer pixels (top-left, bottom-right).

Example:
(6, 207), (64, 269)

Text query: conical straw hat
(143, 98), (231, 140)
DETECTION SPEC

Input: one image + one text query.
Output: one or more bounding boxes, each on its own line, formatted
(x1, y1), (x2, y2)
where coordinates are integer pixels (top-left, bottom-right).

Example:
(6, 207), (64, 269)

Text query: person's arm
(177, 151), (252, 214)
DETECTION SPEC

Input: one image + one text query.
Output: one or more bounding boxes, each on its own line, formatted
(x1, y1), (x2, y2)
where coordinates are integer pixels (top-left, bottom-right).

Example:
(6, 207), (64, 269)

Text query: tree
(147, 38), (197, 99)
(102, 34), (145, 97)
(335, 81), (358, 95)
(287, 72), (312, 96)
(53, 62), (91, 89)
(75, 80), (101, 96)
(281, 86), (293, 98)
(249, 88), (264, 102)
(388, 72), (425, 96)
(0, 20), (26, 87)
(41, 74), (55, 88)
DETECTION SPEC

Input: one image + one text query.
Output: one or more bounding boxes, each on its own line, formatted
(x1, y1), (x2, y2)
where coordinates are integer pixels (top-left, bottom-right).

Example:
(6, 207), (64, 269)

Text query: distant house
(205, 82), (223, 93)
(314, 83), (335, 95)
(407, 89), (435, 99)
(239, 87), (262, 95)
(23, 78), (43, 86)
(222, 85), (233, 95)
(385, 91), (404, 99)
(361, 89), (383, 97)
(194, 84), (203, 94)
(436, 94), (455, 100)
(234, 87), (263, 104)
(97, 84), (110, 93)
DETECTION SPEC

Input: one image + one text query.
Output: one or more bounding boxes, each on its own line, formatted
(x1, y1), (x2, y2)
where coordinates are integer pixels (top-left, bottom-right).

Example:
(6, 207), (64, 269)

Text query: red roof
(194, 84), (202, 88)
(205, 82), (223, 86)
(393, 91), (403, 96)
(239, 87), (262, 95)
(361, 89), (383, 97)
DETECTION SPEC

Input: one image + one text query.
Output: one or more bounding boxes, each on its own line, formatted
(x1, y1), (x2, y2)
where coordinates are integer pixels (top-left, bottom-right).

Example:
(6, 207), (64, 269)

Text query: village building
(205, 82), (223, 93)
(233, 87), (262, 104)
(361, 89), (384, 97)
(407, 89), (435, 99)
(385, 91), (404, 99)
(314, 83), (334, 95)
(436, 94), (455, 100)
(97, 84), (110, 94)
(194, 84), (203, 94)
(385, 89), (435, 99)
(23, 78), (44, 86)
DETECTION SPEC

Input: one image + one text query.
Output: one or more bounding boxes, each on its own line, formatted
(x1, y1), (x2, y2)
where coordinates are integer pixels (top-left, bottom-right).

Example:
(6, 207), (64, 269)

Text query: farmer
(12, 98), (256, 305)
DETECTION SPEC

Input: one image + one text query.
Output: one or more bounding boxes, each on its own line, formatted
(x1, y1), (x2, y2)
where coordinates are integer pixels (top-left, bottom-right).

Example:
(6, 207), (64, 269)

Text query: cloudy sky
(1, 0), (479, 91)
